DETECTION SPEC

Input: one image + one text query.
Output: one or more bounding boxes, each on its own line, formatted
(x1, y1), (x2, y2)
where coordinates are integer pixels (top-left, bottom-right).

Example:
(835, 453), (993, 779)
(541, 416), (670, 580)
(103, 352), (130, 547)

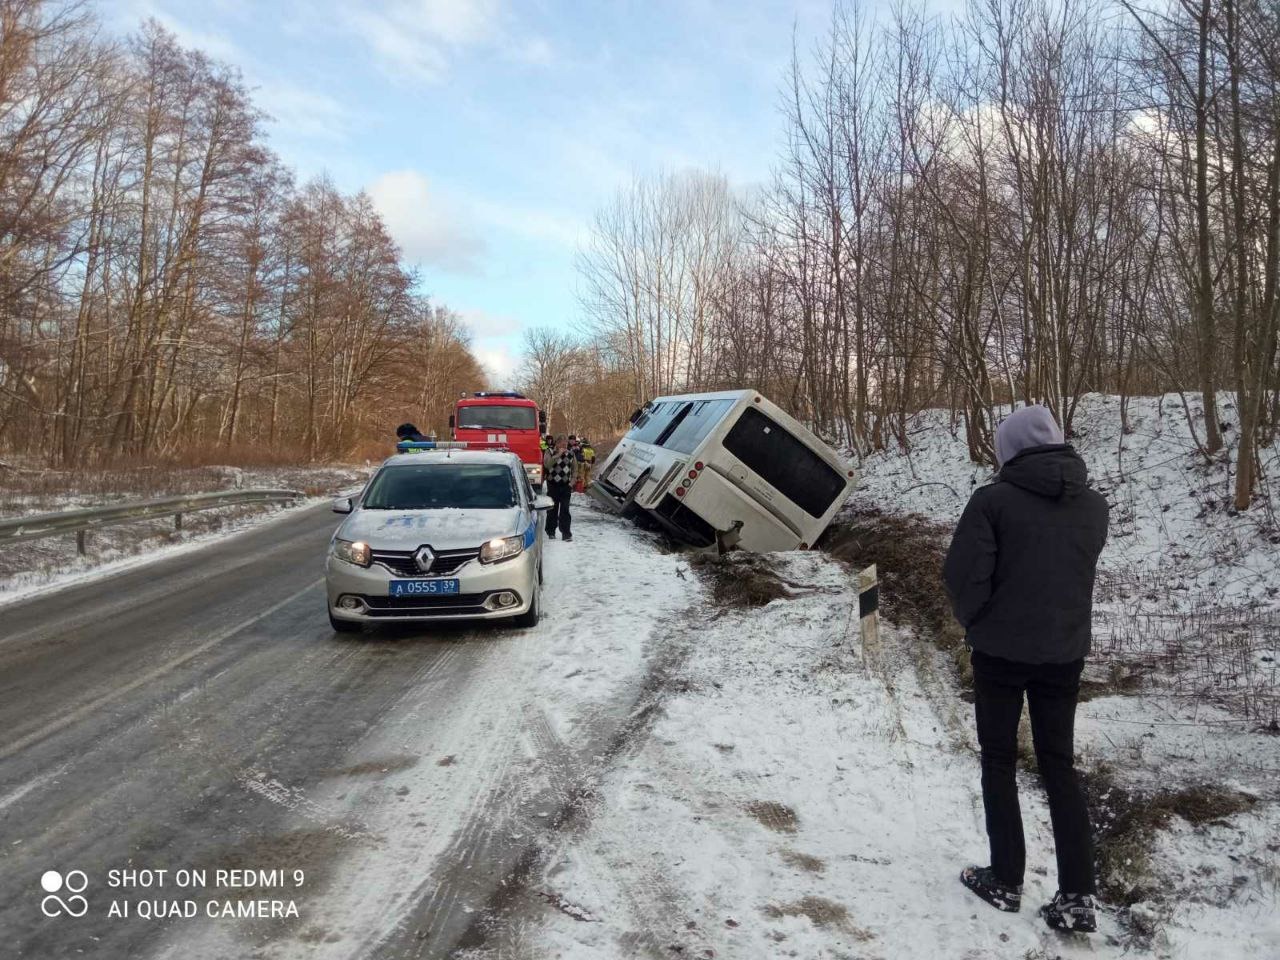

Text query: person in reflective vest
(577, 438), (595, 490)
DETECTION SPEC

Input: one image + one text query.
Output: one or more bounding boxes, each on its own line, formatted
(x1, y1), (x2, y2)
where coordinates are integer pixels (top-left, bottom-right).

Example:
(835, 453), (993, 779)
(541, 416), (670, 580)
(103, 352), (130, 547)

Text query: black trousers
(971, 649), (1095, 895)
(545, 481), (572, 537)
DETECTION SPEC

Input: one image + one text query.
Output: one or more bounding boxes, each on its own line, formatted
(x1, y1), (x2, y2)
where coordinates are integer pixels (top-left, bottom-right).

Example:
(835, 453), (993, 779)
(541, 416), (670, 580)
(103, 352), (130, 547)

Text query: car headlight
(333, 538), (371, 567)
(527, 464), (543, 480)
(479, 535), (523, 564)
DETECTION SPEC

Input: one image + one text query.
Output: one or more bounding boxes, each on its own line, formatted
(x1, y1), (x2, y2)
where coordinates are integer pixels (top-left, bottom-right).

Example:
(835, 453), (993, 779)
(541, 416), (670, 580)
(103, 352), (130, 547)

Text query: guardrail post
(76, 530), (86, 556)
(175, 512), (183, 531)
(858, 564), (879, 647)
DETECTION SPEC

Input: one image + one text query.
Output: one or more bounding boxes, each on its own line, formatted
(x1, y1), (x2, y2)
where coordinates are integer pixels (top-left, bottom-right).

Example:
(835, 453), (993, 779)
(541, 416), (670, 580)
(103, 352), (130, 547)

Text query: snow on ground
(850, 394), (1280, 718)
(154, 499), (701, 960)
(0, 463), (368, 604)
(474, 549), (1277, 960)
(456, 395), (1278, 959)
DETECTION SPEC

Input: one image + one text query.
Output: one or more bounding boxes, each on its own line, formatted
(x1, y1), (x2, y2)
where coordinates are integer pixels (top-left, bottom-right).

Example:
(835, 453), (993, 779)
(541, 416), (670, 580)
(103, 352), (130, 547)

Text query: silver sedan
(326, 449), (552, 633)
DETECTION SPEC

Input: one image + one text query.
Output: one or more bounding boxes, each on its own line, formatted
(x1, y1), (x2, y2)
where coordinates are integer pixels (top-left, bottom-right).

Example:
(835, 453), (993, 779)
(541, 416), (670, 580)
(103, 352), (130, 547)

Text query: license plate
(389, 579), (460, 597)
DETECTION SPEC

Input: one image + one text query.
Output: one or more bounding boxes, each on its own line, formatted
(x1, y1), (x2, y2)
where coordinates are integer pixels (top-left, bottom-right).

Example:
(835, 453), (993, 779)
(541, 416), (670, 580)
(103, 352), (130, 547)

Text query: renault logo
(413, 546), (436, 573)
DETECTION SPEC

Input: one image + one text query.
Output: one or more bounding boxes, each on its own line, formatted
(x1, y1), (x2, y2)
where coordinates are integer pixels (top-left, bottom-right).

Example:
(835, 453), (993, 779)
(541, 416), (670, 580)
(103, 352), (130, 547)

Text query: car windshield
(362, 463), (517, 510)
(456, 405), (538, 430)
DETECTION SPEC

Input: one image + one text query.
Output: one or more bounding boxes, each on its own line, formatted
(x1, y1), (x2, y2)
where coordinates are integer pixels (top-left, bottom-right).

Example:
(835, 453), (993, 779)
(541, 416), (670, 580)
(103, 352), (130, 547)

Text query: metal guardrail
(0, 489), (305, 554)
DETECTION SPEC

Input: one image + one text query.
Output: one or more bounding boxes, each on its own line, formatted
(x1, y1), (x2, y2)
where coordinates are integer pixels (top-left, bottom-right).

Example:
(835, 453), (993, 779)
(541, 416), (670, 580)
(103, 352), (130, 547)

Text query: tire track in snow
(156, 500), (697, 960)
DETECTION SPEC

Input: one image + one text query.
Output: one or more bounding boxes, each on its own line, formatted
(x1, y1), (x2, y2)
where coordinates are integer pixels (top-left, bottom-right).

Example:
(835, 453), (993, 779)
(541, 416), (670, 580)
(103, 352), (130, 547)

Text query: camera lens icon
(40, 869), (88, 918)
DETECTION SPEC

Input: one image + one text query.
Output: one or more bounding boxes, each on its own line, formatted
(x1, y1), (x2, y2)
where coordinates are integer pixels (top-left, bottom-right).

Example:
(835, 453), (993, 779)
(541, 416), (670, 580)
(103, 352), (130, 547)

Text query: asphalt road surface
(0, 500), (692, 959)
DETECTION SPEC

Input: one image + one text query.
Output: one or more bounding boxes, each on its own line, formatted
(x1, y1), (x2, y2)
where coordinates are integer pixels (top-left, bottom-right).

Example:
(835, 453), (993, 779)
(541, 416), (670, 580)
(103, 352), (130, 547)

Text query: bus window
(627, 402), (680, 444)
(662, 399), (735, 454)
(655, 403), (693, 446)
(721, 408), (846, 517)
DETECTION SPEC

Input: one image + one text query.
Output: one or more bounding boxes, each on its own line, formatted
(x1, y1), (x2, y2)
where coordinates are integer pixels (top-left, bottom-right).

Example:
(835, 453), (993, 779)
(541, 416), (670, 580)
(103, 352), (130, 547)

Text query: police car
(326, 442), (551, 633)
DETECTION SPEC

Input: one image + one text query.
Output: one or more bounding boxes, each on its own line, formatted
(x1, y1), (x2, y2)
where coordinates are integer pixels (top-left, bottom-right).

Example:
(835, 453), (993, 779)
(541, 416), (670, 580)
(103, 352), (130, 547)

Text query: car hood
(339, 507), (524, 550)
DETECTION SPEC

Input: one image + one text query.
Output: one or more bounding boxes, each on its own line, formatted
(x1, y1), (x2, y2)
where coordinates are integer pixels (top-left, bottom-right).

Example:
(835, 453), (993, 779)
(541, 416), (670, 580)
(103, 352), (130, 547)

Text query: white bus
(588, 389), (856, 552)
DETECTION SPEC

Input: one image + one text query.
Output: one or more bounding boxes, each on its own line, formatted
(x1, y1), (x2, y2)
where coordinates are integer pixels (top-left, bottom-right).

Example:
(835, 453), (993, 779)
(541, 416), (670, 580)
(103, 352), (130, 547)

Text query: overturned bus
(588, 389), (856, 552)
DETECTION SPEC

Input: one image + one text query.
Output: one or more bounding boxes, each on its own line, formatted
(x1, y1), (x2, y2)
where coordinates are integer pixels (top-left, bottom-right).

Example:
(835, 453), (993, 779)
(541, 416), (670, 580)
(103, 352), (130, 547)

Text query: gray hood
(338, 507), (523, 551)
(995, 405), (1064, 467)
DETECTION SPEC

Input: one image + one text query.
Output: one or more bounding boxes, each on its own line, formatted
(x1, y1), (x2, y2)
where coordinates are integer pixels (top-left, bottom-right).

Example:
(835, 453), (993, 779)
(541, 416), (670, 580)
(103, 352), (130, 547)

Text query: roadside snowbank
(492, 550), (1278, 959)
(0, 464), (367, 605)
(850, 393), (1280, 727)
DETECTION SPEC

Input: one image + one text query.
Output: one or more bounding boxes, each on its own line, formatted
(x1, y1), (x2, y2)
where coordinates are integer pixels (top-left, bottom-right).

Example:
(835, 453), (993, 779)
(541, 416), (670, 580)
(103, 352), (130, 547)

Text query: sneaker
(959, 865), (1022, 913)
(1040, 892), (1097, 933)
(562, 535), (573, 542)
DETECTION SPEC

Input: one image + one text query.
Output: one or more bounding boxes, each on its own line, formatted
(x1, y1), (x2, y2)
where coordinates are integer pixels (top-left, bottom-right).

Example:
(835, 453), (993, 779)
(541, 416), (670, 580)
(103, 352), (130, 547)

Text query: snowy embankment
(844, 393), (1279, 951)
(464, 394), (1276, 959)
(0, 464), (368, 605)
(850, 393), (1279, 733)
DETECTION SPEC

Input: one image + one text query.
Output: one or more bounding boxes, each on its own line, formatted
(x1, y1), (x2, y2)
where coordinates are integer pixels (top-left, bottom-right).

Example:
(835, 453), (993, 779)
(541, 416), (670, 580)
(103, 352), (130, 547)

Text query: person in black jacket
(943, 405), (1109, 933)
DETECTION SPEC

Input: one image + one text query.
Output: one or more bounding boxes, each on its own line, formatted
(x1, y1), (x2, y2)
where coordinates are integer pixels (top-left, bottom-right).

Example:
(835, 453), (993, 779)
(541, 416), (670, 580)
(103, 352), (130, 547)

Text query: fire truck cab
(450, 392), (548, 490)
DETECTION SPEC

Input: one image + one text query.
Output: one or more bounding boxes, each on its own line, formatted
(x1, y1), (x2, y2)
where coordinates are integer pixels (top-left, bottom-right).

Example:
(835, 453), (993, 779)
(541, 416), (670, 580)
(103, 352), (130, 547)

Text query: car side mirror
(533, 495), (554, 512)
(332, 497), (353, 514)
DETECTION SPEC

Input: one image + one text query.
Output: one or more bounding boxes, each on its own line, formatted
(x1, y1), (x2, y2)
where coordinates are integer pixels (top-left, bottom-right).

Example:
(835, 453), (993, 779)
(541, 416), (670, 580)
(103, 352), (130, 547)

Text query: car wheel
(513, 587), (540, 628)
(329, 610), (362, 634)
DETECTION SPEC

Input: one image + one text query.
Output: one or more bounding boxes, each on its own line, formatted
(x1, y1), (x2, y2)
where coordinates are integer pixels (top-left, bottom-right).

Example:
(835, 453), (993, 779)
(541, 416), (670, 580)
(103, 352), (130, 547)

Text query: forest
(5, 0), (1279, 512)
(0, 0), (486, 466)
(553, 0), (1280, 510)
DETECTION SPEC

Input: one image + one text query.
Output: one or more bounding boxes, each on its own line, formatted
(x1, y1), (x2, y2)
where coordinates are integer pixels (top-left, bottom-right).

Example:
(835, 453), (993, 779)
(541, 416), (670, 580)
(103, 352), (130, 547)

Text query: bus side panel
(678, 470), (802, 552)
(699, 396), (856, 542)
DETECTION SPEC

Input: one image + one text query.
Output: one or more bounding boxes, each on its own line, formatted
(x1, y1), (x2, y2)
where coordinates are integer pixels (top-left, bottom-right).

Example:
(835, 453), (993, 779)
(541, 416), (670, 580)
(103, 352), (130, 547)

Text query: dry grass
(820, 506), (971, 690)
(1083, 763), (1257, 905)
(690, 552), (800, 608)
(762, 897), (871, 938)
(744, 800), (800, 834)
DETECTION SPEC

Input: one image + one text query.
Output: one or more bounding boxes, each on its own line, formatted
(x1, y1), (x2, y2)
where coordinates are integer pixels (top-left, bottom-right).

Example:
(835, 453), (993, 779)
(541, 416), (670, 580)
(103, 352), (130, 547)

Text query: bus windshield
(662, 399), (735, 453)
(363, 463), (517, 510)
(456, 405), (538, 430)
(721, 408), (846, 517)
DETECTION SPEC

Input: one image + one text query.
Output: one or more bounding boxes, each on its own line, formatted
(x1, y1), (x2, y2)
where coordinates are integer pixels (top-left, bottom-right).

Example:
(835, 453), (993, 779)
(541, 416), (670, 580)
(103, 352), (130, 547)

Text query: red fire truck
(450, 392), (548, 490)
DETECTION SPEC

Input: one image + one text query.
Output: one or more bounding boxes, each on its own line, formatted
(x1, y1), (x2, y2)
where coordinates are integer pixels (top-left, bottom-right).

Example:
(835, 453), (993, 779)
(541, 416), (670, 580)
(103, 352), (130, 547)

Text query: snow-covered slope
(464, 395), (1278, 959)
(468, 549), (1278, 958)
(850, 392), (1280, 727)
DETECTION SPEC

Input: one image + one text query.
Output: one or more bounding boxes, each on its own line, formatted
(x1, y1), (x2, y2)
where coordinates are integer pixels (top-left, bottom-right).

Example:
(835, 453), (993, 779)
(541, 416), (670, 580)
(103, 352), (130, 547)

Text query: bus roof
(643, 388), (756, 406)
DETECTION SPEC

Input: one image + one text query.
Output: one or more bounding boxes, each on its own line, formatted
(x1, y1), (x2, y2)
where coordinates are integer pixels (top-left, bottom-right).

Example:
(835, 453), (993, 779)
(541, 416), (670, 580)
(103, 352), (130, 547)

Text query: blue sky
(101, 0), (832, 383)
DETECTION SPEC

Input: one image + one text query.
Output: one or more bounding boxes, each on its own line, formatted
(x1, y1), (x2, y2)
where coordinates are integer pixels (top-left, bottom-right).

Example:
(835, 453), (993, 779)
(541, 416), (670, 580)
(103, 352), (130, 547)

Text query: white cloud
(367, 170), (485, 274)
(345, 0), (552, 83)
(348, 0), (501, 82)
(121, 2), (243, 62)
(255, 83), (352, 142)
(459, 309), (524, 339)
(469, 197), (582, 250)
(512, 35), (554, 66)
(471, 340), (519, 388)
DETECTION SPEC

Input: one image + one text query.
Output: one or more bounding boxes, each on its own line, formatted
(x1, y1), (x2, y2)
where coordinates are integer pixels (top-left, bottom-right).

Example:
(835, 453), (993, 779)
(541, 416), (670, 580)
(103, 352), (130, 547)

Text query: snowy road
(0, 498), (695, 959)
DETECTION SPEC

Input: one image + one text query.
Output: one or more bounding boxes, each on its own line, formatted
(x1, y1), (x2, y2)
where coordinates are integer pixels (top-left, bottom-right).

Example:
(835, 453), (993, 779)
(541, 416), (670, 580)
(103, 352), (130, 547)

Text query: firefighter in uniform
(578, 437), (595, 490)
